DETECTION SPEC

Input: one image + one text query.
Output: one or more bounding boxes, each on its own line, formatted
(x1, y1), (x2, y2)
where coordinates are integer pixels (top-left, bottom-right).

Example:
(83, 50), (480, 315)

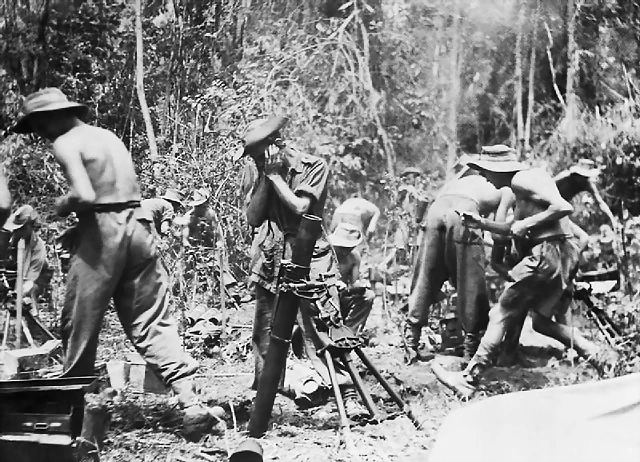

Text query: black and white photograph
(0, 1), (639, 461)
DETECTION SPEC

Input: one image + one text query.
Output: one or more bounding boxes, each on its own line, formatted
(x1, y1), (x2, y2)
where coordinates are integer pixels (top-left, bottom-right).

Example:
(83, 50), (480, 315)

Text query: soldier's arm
(245, 175), (271, 227)
(367, 203), (381, 236)
(52, 137), (96, 216)
(269, 175), (312, 215)
(492, 186), (516, 241)
(510, 169), (573, 236)
(268, 155), (329, 216)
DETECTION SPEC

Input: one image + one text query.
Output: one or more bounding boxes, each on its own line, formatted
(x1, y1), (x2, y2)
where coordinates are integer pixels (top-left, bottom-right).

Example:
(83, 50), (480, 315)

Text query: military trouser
(471, 237), (597, 368)
(407, 195), (490, 356)
(61, 208), (198, 385)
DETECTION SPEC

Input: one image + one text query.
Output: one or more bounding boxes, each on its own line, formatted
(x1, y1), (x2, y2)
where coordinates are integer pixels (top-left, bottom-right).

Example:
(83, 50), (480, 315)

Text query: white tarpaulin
(429, 372), (640, 462)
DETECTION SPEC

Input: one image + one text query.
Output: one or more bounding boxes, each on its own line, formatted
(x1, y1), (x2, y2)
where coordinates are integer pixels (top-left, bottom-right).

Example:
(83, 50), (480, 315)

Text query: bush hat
(229, 438), (263, 462)
(233, 115), (289, 161)
(188, 187), (211, 207)
(467, 145), (529, 173)
(328, 223), (363, 248)
(570, 158), (601, 178)
(400, 167), (422, 177)
(12, 88), (88, 134)
(161, 188), (185, 207)
(4, 205), (37, 232)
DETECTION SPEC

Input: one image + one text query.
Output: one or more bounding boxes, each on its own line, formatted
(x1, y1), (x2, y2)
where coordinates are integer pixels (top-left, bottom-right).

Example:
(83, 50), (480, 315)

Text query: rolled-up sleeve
(294, 158), (329, 204)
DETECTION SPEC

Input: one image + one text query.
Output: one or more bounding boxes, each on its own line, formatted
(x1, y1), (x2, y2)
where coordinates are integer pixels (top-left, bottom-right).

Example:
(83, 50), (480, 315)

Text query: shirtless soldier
(330, 197), (380, 241)
(405, 146), (527, 361)
(440, 160), (607, 397)
(12, 88), (210, 425)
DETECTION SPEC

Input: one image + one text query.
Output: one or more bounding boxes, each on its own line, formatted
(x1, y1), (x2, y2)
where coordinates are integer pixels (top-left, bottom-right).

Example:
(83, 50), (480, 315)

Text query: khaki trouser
(408, 196), (490, 341)
(61, 208), (198, 385)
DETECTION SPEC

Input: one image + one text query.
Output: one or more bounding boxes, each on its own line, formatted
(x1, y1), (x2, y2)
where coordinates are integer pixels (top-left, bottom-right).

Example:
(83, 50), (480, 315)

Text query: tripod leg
(354, 347), (421, 429)
(340, 352), (378, 419)
(324, 349), (350, 429)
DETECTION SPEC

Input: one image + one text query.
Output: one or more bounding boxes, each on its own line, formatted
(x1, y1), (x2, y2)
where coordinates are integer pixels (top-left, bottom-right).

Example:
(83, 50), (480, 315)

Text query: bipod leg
(339, 351), (378, 420)
(354, 347), (421, 429)
(324, 349), (350, 430)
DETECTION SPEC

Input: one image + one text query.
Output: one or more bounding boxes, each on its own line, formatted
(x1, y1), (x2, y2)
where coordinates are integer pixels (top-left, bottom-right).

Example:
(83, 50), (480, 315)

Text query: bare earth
(92, 286), (617, 462)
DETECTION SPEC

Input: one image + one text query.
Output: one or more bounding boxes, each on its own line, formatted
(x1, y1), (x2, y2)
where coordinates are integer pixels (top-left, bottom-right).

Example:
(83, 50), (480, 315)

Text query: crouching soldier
(326, 223), (375, 335)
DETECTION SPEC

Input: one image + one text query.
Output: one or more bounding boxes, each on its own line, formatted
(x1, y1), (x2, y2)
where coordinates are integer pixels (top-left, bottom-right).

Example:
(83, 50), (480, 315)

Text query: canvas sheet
(429, 372), (640, 462)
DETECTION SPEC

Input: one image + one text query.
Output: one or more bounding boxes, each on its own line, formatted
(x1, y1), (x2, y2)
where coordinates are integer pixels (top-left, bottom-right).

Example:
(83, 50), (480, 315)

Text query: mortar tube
(248, 214), (322, 437)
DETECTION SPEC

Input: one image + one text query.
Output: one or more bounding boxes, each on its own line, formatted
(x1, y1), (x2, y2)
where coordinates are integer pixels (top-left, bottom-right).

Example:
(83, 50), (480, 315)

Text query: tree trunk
(515, 0), (525, 155)
(524, 0), (539, 150)
(135, 0), (159, 169)
(564, 0), (579, 142)
(446, 0), (460, 178)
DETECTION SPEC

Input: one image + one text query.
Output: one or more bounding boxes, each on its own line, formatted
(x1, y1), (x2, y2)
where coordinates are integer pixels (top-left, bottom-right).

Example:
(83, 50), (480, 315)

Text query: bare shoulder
(512, 168), (556, 191)
(51, 127), (84, 160)
(512, 168), (567, 204)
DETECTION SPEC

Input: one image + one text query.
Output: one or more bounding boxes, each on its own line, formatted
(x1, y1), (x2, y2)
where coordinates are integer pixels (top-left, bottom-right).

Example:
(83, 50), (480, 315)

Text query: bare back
(337, 198), (378, 220)
(53, 124), (141, 204)
(437, 175), (505, 217)
(511, 168), (571, 239)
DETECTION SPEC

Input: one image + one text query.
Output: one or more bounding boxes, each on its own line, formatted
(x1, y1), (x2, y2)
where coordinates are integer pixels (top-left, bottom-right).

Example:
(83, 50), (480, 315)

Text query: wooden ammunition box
(0, 376), (98, 462)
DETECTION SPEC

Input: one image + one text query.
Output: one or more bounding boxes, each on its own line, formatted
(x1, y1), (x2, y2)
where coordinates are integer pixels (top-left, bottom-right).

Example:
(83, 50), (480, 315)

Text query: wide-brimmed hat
(400, 167), (422, 178)
(3, 205), (37, 232)
(233, 115), (289, 161)
(161, 188), (184, 206)
(12, 88), (88, 134)
(188, 187), (211, 206)
(467, 145), (529, 173)
(229, 438), (263, 462)
(328, 223), (363, 248)
(570, 158), (601, 178)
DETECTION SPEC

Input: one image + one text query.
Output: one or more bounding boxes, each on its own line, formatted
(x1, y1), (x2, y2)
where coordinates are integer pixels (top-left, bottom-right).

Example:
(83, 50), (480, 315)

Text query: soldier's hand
(364, 289), (375, 302)
(510, 220), (529, 237)
(55, 196), (73, 217)
(457, 210), (482, 228)
(264, 149), (287, 177)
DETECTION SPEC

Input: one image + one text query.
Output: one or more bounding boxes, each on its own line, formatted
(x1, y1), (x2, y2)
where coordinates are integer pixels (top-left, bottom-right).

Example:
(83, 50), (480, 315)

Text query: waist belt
(79, 200), (141, 215)
(528, 233), (573, 246)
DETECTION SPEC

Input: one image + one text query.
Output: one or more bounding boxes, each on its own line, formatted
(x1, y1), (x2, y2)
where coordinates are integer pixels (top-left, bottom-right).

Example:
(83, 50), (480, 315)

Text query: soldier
(404, 146), (527, 362)
(326, 223), (375, 335)
(2, 205), (50, 313)
(554, 158), (616, 226)
(237, 115), (330, 390)
(183, 187), (216, 248)
(11, 88), (211, 430)
(139, 188), (185, 237)
(330, 197), (380, 241)
(439, 161), (610, 398)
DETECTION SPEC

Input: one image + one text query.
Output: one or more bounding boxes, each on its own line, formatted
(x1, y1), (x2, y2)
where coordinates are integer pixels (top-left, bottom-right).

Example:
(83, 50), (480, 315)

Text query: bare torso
(437, 175), (504, 217)
(53, 124), (141, 204)
(511, 168), (567, 239)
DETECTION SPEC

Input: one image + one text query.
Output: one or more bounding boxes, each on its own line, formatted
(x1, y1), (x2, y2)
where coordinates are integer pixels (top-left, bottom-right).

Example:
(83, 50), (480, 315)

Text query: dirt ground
(95, 286), (614, 462)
